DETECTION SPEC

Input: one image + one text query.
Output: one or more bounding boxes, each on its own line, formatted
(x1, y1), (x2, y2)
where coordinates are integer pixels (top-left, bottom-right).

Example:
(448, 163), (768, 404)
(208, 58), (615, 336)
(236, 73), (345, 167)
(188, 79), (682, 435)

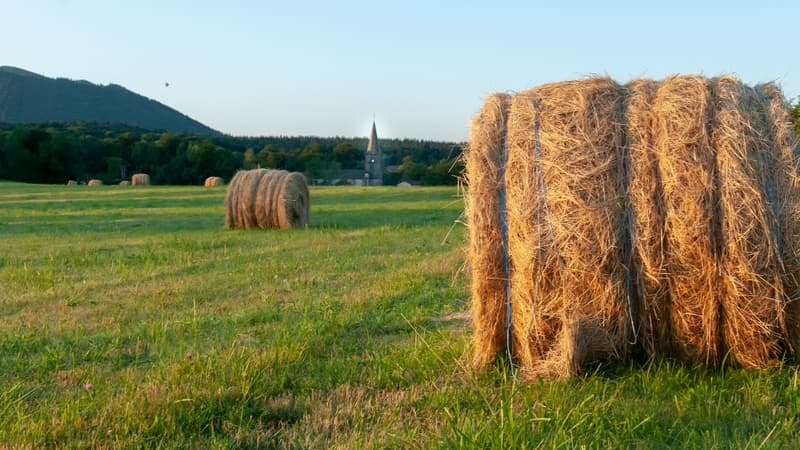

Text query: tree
(333, 142), (362, 169)
(422, 159), (460, 186)
(243, 147), (258, 169)
(39, 133), (79, 183)
(400, 155), (426, 181)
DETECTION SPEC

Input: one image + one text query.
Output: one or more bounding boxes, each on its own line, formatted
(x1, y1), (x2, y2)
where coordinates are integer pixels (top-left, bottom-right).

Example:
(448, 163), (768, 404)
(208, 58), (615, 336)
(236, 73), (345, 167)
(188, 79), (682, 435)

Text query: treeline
(0, 122), (464, 185)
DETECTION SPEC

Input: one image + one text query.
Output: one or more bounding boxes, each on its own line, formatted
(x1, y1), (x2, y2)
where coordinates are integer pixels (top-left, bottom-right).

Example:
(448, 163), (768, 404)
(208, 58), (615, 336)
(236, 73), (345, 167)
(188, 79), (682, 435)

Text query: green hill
(0, 66), (218, 134)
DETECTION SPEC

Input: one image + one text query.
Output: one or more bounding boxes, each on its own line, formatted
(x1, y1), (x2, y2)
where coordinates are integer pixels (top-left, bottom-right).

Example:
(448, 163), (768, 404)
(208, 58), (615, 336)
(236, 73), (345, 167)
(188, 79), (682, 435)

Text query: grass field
(1, 181), (799, 448)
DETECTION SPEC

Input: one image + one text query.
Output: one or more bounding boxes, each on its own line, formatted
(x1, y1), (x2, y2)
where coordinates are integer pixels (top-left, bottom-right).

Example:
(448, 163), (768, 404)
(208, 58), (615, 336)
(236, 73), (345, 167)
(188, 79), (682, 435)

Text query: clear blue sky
(1, 0), (797, 141)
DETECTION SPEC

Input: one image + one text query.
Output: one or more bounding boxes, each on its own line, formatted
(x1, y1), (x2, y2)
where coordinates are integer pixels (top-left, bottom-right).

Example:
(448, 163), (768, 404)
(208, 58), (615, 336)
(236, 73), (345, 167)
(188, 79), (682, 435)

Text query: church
(364, 121), (383, 186)
(327, 120), (385, 186)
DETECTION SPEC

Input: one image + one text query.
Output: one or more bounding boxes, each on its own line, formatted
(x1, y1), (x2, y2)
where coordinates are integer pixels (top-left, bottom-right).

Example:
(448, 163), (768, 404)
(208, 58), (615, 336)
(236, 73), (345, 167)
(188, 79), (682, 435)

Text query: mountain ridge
(0, 66), (219, 135)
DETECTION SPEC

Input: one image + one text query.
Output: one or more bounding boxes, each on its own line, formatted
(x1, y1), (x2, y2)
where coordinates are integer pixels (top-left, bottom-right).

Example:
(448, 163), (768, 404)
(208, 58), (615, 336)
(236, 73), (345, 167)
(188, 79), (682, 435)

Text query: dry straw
(225, 169), (309, 229)
(713, 76), (783, 367)
(758, 82), (800, 353)
(652, 75), (722, 365)
(204, 176), (224, 187)
(505, 78), (630, 380)
(131, 173), (151, 186)
(467, 75), (800, 380)
(626, 78), (671, 357)
(466, 92), (510, 370)
(87, 179), (103, 186)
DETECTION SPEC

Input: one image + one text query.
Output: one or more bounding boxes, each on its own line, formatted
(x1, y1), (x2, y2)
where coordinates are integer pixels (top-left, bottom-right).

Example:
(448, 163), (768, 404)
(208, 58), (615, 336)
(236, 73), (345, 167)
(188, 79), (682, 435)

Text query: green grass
(1, 181), (799, 448)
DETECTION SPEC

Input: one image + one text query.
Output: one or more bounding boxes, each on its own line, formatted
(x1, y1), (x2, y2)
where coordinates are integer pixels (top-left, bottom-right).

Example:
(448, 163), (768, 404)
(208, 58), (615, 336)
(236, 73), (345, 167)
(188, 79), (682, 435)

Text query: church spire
(367, 121), (380, 154)
(364, 120), (383, 185)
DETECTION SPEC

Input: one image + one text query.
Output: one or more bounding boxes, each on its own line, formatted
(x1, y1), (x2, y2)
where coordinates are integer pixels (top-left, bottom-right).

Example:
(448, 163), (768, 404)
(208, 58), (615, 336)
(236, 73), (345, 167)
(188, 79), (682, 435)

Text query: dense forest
(0, 122), (463, 186)
(2, 97), (797, 187)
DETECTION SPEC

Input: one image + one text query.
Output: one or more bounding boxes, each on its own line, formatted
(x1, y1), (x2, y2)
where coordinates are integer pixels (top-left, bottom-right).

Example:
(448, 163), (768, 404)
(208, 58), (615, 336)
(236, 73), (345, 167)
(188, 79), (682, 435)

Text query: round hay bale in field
(467, 75), (800, 379)
(67, 180), (78, 186)
(119, 180), (131, 186)
(131, 173), (150, 186)
(87, 179), (103, 186)
(224, 169), (309, 229)
(204, 176), (224, 187)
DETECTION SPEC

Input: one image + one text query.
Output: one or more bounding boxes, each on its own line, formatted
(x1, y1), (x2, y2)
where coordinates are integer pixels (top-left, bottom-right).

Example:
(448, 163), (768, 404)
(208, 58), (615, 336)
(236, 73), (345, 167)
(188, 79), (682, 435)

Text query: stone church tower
(364, 121), (383, 186)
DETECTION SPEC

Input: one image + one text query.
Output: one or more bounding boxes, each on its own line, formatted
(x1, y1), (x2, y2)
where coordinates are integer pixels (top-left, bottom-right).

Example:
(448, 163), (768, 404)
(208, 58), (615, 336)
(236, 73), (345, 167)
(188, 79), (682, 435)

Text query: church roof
(367, 121), (380, 154)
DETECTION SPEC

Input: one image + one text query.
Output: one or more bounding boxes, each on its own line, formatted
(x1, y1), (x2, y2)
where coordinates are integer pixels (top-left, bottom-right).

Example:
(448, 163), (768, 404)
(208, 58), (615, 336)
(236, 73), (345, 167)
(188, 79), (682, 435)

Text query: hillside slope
(0, 66), (218, 134)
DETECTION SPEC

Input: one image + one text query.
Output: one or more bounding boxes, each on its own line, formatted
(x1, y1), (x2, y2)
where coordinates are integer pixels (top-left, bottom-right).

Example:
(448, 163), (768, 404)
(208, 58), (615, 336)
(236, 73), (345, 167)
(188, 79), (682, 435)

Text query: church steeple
(364, 120), (383, 185)
(367, 121), (380, 154)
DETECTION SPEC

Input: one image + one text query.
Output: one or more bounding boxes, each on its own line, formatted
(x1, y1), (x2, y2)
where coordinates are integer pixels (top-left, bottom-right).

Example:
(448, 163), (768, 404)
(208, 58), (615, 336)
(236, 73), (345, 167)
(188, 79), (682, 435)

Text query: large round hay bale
(119, 180), (131, 186)
(131, 173), (150, 186)
(87, 179), (103, 186)
(67, 180), (78, 186)
(224, 169), (309, 229)
(204, 176), (224, 187)
(467, 75), (800, 379)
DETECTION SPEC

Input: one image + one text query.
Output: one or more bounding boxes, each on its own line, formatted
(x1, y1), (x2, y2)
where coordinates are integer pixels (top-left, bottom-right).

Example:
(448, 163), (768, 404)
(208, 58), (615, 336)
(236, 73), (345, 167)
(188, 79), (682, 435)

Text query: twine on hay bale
(224, 168), (309, 229)
(131, 173), (150, 186)
(87, 179), (103, 186)
(467, 75), (800, 380)
(204, 176), (224, 187)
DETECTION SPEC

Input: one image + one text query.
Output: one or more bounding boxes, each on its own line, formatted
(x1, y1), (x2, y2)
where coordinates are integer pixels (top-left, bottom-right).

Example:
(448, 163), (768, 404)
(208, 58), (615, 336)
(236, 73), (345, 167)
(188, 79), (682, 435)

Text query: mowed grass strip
(1, 181), (799, 448)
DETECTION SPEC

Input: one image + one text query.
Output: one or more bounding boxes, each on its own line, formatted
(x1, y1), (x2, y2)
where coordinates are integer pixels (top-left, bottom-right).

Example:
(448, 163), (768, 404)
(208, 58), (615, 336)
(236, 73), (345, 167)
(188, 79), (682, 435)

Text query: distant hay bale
(204, 176), (224, 187)
(119, 180), (130, 186)
(67, 180), (78, 186)
(131, 173), (150, 186)
(87, 179), (103, 186)
(467, 75), (800, 379)
(224, 169), (309, 229)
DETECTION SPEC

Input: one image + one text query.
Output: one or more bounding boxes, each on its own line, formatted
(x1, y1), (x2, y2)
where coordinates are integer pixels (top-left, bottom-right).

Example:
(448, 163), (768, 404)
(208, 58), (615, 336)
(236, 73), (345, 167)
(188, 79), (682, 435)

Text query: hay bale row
(467, 75), (800, 380)
(131, 173), (150, 186)
(224, 169), (309, 229)
(204, 176), (224, 187)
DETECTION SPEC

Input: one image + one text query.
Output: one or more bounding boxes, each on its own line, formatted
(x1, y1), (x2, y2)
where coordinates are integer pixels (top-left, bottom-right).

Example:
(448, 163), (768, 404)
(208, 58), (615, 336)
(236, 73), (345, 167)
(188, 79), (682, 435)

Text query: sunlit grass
(1, 181), (799, 448)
